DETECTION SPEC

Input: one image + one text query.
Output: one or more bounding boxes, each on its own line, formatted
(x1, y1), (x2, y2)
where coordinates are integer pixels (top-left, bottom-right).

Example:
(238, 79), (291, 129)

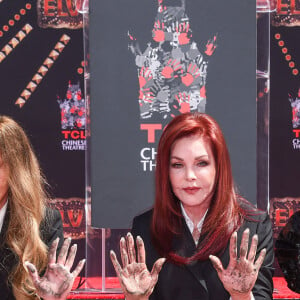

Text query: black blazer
(132, 209), (274, 300)
(275, 211), (300, 293)
(0, 206), (64, 300)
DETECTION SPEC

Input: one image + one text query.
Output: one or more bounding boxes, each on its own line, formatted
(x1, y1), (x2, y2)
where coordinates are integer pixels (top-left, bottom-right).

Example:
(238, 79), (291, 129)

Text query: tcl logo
(62, 130), (86, 139)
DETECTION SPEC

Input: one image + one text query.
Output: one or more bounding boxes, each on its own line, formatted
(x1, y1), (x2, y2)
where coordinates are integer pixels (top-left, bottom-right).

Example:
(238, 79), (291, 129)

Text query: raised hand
(161, 59), (183, 79)
(110, 232), (165, 300)
(181, 62), (200, 86)
(176, 21), (191, 45)
(152, 20), (165, 42)
(209, 229), (266, 300)
(25, 237), (85, 300)
(139, 67), (153, 88)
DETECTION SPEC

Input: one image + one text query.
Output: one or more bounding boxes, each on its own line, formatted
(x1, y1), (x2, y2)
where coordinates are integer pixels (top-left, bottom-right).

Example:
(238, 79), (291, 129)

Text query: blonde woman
(0, 116), (85, 300)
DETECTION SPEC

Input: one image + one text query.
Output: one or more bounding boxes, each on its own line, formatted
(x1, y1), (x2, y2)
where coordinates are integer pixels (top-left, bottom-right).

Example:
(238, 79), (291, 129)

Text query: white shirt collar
(180, 202), (208, 235)
(0, 200), (8, 233)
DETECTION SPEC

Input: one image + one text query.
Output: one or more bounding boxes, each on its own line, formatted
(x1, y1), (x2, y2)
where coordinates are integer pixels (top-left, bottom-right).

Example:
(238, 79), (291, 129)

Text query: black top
(132, 208), (274, 300)
(275, 210), (300, 293)
(0, 206), (64, 300)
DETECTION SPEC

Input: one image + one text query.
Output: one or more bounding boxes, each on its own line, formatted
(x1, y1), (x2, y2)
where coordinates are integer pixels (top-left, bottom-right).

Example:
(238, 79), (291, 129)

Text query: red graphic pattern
(275, 33), (299, 76)
(0, 3), (32, 38)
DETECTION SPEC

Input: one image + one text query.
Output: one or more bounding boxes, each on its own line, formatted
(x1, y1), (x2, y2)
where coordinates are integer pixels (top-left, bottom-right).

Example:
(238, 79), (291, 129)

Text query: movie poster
(269, 0), (300, 276)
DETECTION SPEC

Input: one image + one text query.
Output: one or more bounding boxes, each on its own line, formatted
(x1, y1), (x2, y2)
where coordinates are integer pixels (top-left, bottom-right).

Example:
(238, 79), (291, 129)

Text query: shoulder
(42, 207), (63, 230)
(132, 209), (153, 228)
(236, 199), (272, 239)
(237, 197), (270, 224)
(131, 209), (161, 266)
(240, 210), (272, 235)
(40, 207), (64, 249)
(131, 209), (153, 241)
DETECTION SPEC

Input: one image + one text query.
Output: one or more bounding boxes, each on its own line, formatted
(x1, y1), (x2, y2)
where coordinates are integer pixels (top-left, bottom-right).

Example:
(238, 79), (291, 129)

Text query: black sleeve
(131, 212), (160, 300)
(252, 213), (274, 300)
(131, 215), (139, 239)
(275, 211), (300, 293)
(40, 208), (64, 253)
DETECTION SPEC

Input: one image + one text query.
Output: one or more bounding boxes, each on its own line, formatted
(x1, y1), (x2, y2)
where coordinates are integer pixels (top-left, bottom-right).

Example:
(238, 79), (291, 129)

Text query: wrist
(231, 291), (253, 300)
(125, 296), (149, 300)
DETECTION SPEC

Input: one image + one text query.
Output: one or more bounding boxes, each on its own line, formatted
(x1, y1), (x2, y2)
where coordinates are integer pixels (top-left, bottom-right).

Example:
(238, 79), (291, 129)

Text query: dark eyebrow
(170, 156), (184, 161)
(170, 155), (209, 161)
(195, 155), (209, 160)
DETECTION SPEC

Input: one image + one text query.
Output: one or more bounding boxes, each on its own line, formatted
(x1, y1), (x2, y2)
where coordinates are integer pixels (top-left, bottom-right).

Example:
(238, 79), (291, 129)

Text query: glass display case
(256, 0), (275, 211)
(73, 0), (275, 294)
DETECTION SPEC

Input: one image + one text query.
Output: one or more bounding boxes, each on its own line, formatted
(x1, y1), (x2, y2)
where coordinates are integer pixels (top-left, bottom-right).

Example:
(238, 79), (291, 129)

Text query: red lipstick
(183, 187), (200, 195)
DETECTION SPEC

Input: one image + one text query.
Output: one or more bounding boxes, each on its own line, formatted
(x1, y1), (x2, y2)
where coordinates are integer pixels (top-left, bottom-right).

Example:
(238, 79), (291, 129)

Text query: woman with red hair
(111, 113), (273, 300)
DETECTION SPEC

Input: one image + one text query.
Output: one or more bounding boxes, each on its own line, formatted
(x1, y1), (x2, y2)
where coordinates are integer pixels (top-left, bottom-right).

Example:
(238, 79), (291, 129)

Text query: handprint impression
(129, 0), (216, 120)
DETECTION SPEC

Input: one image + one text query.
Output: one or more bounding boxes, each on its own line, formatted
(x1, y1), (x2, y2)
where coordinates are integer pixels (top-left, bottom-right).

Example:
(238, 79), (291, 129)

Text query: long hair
(0, 116), (48, 297)
(152, 112), (247, 264)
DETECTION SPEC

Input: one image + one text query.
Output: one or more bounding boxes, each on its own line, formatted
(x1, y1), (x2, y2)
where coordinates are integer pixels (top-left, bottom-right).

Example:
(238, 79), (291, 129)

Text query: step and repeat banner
(269, 0), (300, 274)
(4, 0), (300, 281)
(0, 0), (86, 240)
(90, 0), (257, 228)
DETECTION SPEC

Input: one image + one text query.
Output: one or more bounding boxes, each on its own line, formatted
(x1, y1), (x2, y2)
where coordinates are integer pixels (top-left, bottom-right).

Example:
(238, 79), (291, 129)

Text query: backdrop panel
(0, 1), (87, 279)
(90, 0), (257, 228)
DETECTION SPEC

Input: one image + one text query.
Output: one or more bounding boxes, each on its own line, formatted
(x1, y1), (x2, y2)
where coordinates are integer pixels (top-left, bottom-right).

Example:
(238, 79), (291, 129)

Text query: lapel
(172, 219), (209, 293)
(0, 204), (17, 299)
(172, 220), (231, 299)
(0, 204), (10, 246)
(0, 204), (17, 277)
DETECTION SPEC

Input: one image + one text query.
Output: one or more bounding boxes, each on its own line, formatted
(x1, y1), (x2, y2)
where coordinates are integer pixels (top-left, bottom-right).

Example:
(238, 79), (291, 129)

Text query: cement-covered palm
(25, 237), (85, 300)
(209, 229), (266, 299)
(110, 233), (165, 300)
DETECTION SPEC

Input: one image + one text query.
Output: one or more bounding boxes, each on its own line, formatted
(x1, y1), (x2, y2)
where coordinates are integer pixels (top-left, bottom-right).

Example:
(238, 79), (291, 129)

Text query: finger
(25, 261), (41, 287)
(126, 232), (136, 264)
(65, 244), (77, 271)
(110, 250), (123, 278)
(254, 248), (267, 271)
(120, 237), (128, 268)
(247, 234), (258, 263)
(72, 259), (86, 278)
(240, 228), (250, 260)
(209, 255), (224, 275)
(150, 258), (166, 279)
(148, 258), (165, 294)
(136, 236), (146, 264)
(229, 231), (237, 263)
(48, 237), (59, 264)
(57, 237), (72, 265)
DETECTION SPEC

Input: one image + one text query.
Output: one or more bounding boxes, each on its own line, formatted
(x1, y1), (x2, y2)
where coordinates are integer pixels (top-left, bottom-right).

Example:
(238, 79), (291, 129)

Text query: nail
(25, 262), (35, 273)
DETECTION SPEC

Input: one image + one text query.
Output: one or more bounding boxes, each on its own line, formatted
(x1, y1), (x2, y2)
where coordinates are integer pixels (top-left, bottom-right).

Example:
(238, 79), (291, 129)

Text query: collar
(180, 202), (208, 235)
(0, 199), (8, 233)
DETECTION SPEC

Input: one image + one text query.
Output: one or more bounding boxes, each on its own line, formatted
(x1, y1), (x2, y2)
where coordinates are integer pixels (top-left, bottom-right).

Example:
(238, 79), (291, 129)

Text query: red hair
(151, 112), (247, 264)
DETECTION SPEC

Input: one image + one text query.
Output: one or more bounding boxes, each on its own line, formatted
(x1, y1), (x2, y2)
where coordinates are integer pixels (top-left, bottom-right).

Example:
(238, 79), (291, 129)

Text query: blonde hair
(0, 116), (48, 298)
